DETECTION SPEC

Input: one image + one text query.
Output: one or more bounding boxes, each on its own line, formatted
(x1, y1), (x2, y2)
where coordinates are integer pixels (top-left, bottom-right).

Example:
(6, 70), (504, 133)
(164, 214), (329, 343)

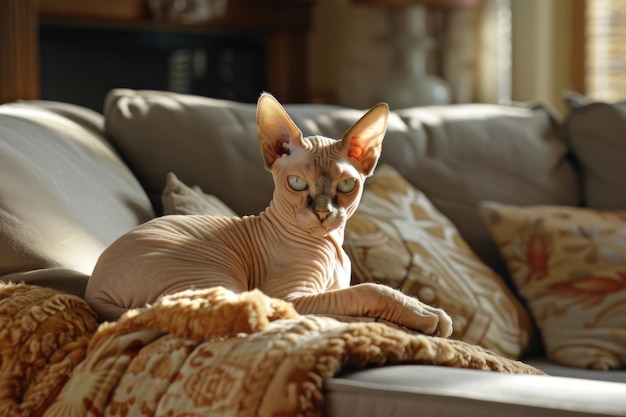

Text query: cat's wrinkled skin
(85, 93), (453, 337)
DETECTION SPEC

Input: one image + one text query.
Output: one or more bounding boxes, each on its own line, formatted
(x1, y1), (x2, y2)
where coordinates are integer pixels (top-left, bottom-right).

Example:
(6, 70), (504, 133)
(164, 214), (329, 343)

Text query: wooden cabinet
(0, 0), (317, 105)
(0, 0), (40, 103)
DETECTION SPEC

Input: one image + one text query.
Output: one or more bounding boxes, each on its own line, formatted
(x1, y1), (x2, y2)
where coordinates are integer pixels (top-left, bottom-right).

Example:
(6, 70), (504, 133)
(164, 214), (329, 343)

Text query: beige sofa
(1, 89), (625, 416)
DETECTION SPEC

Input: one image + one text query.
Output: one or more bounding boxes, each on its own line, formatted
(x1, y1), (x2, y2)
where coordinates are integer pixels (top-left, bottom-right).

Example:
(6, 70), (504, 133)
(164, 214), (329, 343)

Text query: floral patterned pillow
(344, 165), (536, 359)
(481, 202), (626, 369)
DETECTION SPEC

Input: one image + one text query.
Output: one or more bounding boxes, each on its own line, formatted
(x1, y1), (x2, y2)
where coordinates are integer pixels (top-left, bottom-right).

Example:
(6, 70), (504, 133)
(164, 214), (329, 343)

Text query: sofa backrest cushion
(386, 104), (580, 277)
(563, 99), (626, 210)
(104, 89), (579, 276)
(0, 101), (154, 286)
(104, 89), (269, 216)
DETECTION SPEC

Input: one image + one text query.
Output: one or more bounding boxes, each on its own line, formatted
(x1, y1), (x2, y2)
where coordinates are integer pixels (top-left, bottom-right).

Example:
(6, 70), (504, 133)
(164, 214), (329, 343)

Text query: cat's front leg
(289, 283), (453, 337)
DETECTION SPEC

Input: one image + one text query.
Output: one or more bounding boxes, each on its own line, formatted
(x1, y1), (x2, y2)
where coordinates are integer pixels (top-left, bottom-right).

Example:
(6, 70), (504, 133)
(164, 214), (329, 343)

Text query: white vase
(382, 5), (451, 109)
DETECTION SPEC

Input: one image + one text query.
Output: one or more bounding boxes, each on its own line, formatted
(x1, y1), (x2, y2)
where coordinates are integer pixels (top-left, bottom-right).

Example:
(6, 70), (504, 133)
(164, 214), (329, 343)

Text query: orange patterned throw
(481, 202), (626, 370)
(0, 283), (542, 417)
(0, 283), (98, 417)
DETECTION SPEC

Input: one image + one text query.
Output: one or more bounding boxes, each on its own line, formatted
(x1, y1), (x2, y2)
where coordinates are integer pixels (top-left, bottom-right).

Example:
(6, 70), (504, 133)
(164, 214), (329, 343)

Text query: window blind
(586, 0), (626, 101)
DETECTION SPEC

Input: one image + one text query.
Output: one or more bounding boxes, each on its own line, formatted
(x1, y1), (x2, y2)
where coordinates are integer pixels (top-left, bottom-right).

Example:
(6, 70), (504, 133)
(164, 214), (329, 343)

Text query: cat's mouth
(309, 224), (337, 238)
(296, 210), (343, 238)
(306, 217), (343, 238)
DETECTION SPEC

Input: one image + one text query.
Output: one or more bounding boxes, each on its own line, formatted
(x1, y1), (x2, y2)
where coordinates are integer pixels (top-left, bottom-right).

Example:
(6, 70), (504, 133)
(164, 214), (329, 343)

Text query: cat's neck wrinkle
(261, 198), (343, 247)
(261, 200), (314, 240)
(253, 201), (350, 300)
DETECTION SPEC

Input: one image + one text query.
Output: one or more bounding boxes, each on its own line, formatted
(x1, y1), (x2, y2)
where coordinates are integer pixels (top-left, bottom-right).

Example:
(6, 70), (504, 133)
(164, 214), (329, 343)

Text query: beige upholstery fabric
(387, 104), (579, 278)
(563, 99), (626, 209)
(104, 89), (271, 216)
(104, 90), (578, 278)
(0, 102), (154, 285)
(326, 366), (626, 417)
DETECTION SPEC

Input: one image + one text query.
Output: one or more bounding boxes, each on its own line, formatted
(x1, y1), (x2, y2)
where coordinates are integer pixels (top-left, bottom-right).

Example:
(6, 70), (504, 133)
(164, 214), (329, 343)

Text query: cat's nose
(315, 209), (330, 222)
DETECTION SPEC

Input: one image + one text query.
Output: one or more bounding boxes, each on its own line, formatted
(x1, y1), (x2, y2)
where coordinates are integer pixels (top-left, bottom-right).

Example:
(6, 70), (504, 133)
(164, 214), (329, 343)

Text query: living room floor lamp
(353, 0), (482, 109)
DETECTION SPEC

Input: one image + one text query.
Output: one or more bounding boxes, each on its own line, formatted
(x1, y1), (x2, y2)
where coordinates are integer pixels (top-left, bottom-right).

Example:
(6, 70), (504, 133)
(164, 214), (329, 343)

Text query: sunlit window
(586, 0), (626, 101)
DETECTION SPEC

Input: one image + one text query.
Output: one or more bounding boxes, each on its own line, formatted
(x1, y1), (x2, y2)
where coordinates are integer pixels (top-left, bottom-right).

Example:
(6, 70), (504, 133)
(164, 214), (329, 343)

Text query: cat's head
(256, 93), (388, 238)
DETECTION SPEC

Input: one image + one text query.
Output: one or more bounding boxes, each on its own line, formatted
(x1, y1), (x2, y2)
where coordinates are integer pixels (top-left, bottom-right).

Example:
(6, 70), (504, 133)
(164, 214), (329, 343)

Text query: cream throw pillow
(344, 165), (535, 359)
(162, 172), (237, 217)
(481, 202), (626, 369)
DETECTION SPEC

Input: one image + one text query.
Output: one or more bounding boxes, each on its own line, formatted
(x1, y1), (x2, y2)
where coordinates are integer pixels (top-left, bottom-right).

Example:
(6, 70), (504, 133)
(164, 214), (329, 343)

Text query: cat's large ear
(341, 103), (389, 176)
(257, 92), (304, 170)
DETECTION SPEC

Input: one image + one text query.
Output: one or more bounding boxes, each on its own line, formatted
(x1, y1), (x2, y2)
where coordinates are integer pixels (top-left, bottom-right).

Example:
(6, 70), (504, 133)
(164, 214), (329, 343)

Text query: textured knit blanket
(0, 282), (543, 417)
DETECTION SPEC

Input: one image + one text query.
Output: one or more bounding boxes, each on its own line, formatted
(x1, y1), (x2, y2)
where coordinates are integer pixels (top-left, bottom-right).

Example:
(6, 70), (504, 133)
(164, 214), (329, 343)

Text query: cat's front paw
(364, 284), (453, 337)
(403, 300), (453, 338)
(396, 288), (453, 337)
(429, 308), (453, 338)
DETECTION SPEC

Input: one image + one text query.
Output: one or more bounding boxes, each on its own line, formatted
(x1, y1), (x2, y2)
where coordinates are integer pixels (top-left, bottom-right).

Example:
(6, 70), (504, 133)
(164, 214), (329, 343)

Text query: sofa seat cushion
(525, 358), (626, 383)
(104, 89), (579, 280)
(325, 365), (626, 417)
(0, 101), (154, 291)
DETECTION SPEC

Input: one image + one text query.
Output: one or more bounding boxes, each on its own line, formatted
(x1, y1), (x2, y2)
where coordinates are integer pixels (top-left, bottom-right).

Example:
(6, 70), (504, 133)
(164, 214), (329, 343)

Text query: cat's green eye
(337, 178), (357, 193)
(288, 175), (308, 191)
